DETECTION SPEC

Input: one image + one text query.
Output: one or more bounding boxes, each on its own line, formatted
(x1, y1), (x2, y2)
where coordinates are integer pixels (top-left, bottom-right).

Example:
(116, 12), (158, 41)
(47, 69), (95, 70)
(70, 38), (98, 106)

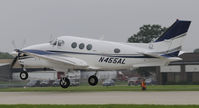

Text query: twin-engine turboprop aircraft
(10, 20), (191, 88)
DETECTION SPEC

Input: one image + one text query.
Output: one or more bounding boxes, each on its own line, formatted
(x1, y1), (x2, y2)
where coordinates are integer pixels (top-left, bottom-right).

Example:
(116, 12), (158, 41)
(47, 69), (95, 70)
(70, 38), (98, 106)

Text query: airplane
(10, 19), (191, 88)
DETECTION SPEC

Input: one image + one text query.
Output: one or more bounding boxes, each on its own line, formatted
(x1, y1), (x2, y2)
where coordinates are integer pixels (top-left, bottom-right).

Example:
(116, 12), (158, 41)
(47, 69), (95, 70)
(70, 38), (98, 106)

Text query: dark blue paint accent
(155, 20), (191, 42)
(49, 50), (180, 58)
(23, 49), (55, 55)
(48, 50), (100, 55)
(47, 50), (155, 58)
(161, 51), (180, 57)
(110, 55), (156, 58)
(23, 49), (179, 59)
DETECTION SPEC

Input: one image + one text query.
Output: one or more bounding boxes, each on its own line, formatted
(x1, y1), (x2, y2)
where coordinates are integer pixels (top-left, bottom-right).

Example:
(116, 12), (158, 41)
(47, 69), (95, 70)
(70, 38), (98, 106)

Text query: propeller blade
(10, 49), (22, 69)
(10, 56), (18, 69)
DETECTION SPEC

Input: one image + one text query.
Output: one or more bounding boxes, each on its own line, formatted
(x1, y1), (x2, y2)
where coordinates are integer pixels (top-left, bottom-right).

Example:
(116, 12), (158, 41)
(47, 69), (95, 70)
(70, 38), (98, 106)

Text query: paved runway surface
(0, 91), (199, 105)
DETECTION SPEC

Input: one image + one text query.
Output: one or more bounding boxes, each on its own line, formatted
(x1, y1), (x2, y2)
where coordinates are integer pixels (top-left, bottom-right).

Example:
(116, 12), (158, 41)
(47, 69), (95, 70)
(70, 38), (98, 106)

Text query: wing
(21, 49), (88, 68)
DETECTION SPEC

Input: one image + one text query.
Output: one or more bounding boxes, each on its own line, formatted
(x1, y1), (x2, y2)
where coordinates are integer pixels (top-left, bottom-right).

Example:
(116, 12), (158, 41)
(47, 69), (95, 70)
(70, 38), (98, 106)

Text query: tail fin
(155, 20), (191, 42)
(152, 20), (191, 57)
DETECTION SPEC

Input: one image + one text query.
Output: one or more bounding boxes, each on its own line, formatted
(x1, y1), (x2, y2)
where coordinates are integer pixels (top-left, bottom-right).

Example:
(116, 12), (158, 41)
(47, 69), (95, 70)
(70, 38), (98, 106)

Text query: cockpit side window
(57, 40), (65, 46)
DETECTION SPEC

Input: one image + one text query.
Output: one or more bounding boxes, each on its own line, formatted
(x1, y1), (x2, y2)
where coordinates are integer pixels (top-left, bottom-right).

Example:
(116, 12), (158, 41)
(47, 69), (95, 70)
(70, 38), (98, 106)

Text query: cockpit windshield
(57, 40), (65, 46)
(50, 39), (64, 47)
(50, 39), (57, 46)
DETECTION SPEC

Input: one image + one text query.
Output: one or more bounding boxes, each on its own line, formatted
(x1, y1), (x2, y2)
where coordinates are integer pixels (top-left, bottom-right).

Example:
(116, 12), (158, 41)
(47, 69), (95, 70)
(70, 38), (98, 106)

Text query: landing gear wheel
(60, 77), (70, 88)
(20, 71), (28, 80)
(88, 75), (98, 86)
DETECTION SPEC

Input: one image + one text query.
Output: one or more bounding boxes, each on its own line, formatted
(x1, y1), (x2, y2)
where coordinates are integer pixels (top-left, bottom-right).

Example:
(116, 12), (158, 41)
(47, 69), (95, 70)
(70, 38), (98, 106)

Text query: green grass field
(0, 104), (199, 108)
(1, 85), (199, 92)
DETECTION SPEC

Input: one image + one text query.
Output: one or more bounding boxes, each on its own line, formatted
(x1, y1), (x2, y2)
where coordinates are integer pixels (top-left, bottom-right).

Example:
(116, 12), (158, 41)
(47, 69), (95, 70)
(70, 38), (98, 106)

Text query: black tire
(20, 71), (28, 80)
(60, 77), (70, 88)
(88, 75), (98, 86)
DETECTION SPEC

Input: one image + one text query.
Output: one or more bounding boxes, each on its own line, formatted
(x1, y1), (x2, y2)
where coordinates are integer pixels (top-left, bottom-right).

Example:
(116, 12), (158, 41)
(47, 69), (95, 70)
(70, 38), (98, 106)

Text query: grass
(0, 104), (199, 108)
(1, 85), (199, 92)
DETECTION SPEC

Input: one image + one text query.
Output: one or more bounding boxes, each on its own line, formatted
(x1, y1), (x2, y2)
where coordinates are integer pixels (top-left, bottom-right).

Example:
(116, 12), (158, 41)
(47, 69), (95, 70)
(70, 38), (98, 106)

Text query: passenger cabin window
(86, 44), (92, 50)
(114, 48), (120, 53)
(79, 43), (85, 49)
(71, 42), (77, 48)
(57, 40), (64, 46)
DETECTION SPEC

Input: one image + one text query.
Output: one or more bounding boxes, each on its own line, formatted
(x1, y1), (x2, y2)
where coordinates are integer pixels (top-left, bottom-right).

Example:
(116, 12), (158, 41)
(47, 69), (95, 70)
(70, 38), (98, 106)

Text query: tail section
(130, 20), (191, 67)
(152, 20), (191, 57)
(155, 20), (191, 42)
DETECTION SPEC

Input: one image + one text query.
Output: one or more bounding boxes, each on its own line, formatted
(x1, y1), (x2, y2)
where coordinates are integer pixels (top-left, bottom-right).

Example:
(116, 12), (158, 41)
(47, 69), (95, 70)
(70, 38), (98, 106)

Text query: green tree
(128, 24), (167, 77)
(0, 52), (13, 59)
(194, 48), (199, 53)
(128, 24), (167, 43)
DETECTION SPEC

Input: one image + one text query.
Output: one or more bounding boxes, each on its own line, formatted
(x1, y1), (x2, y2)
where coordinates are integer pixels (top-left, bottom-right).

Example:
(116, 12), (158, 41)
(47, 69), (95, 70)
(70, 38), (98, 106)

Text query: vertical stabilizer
(152, 20), (191, 57)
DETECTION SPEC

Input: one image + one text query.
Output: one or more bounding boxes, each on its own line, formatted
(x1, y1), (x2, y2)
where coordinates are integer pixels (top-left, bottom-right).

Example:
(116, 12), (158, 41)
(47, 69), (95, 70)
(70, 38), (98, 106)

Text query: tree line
(0, 52), (13, 59)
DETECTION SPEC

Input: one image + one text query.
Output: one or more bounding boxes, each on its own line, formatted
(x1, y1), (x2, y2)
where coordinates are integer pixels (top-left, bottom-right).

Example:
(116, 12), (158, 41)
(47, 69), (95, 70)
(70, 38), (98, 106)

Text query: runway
(0, 91), (199, 105)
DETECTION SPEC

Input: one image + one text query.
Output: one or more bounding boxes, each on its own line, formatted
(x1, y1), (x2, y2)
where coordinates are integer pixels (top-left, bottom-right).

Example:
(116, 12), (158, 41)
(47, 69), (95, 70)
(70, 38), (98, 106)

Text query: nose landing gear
(20, 66), (28, 80)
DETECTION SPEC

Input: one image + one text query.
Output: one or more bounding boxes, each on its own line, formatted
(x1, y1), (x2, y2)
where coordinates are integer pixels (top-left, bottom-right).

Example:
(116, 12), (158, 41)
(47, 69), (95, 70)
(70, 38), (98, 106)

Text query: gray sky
(0, 0), (198, 52)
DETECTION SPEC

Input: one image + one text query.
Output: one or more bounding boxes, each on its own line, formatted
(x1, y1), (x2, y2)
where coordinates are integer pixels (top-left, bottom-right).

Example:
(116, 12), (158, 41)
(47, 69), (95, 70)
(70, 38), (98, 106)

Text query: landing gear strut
(20, 71), (28, 80)
(19, 65), (28, 80)
(60, 77), (70, 88)
(88, 75), (98, 86)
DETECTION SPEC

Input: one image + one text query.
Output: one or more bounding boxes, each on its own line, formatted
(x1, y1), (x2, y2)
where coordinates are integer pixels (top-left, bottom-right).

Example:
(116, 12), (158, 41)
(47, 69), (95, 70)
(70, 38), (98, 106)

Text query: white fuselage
(19, 36), (167, 71)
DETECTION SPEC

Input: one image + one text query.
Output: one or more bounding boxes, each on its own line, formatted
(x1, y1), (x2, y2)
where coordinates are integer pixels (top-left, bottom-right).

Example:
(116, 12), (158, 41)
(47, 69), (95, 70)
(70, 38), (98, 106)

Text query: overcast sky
(0, 0), (198, 52)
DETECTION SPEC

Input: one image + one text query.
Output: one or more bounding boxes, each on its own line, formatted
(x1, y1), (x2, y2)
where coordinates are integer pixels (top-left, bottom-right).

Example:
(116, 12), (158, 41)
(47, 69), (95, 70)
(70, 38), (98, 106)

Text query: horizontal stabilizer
(138, 52), (182, 61)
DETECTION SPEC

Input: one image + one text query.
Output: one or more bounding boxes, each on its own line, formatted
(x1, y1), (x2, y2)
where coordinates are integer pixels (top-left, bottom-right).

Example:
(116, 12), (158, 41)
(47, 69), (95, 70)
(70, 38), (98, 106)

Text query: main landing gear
(60, 77), (70, 88)
(88, 75), (98, 86)
(59, 71), (99, 88)
(20, 71), (29, 80)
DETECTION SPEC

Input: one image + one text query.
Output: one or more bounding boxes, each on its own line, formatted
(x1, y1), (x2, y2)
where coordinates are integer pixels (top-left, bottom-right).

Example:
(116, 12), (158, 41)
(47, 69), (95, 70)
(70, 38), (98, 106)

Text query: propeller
(10, 39), (27, 70)
(10, 49), (22, 70)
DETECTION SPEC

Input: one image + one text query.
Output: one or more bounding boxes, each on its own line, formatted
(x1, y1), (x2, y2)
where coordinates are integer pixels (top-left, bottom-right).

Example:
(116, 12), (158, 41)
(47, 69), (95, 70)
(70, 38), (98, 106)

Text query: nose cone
(22, 43), (50, 51)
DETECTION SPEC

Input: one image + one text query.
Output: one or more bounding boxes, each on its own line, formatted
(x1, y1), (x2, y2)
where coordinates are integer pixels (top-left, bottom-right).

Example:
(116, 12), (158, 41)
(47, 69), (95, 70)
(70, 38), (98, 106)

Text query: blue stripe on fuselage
(47, 50), (156, 58)
(23, 49), (55, 55)
(161, 51), (180, 57)
(23, 49), (179, 58)
(110, 55), (155, 58)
